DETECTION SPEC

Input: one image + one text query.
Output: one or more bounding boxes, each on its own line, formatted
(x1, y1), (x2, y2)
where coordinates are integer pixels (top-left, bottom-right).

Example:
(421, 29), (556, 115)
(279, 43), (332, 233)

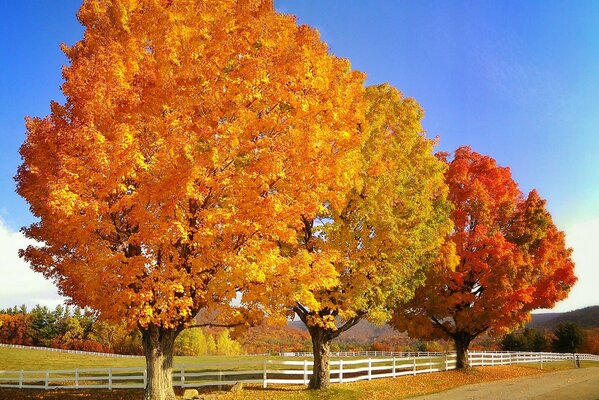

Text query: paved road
(409, 367), (599, 400)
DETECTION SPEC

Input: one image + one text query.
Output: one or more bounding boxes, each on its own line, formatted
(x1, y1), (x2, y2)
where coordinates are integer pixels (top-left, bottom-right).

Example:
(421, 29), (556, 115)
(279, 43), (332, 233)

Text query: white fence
(468, 351), (599, 368)
(279, 350), (445, 358)
(0, 351), (597, 390)
(0, 343), (141, 358)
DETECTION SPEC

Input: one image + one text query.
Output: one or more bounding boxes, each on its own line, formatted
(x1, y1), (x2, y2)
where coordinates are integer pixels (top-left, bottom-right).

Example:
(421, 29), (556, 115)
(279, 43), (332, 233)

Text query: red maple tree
(392, 146), (576, 368)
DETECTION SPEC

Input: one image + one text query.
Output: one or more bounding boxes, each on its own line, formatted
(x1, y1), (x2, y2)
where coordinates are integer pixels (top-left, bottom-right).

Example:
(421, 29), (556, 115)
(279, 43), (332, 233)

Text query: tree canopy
(280, 84), (452, 388)
(552, 322), (584, 353)
(16, 1), (365, 398)
(391, 146), (576, 368)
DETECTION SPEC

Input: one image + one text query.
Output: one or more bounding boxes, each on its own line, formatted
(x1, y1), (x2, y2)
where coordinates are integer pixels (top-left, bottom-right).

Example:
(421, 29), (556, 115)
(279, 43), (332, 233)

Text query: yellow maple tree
(16, 1), (364, 398)
(272, 84), (452, 389)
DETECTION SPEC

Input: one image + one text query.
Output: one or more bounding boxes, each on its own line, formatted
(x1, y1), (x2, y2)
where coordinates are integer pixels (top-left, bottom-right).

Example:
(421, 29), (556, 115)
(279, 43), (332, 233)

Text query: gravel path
(409, 367), (599, 400)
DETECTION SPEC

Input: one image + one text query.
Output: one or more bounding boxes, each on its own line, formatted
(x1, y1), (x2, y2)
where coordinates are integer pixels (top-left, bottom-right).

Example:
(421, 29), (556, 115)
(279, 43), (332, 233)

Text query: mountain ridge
(528, 306), (599, 329)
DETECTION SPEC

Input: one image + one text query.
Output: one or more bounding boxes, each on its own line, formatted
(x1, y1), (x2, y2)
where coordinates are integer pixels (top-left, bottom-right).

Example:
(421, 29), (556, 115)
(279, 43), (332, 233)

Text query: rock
(229, 382), (243, 392)
(182, 388), (200, 399)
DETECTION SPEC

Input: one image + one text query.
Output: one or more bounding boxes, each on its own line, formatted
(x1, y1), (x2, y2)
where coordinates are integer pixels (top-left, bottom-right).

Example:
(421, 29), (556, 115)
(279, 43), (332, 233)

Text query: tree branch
(293, 303), (309, 325)
(330, 312), (366, 339)
(431, 316), (455, 338)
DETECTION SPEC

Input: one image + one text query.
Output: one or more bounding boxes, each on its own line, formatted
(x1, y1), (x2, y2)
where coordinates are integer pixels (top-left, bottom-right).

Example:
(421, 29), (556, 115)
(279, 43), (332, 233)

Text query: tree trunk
(454, 333), (471, 369)
(308, 326), (332, 390)
(141, 325), (178, 400)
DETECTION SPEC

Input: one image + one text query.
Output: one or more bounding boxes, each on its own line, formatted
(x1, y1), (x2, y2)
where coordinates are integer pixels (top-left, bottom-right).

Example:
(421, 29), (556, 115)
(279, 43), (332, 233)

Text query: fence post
(339, 360), (343, 383)
(218, 370), (223, 391)
(303, 359), (308, 385)
(75, 369), (79, 388)
(143, 369), (147, 388)
(368, 358), (372, 381)
(45, 371), (49, 390)
(393, 357), (396, 378)
(444, 352), (448, 371)
(108, 368), (113, 390)
(413, 356), (417, 376)
(181, 365), (185, 387)
(262, 360), (268, 389)
(19, 370), (23, 389)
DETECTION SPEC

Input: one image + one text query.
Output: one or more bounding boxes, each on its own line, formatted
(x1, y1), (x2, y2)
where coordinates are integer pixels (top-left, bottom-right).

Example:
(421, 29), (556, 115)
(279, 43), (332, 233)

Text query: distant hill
(290, 319), (412, 347)
(529, 313), (562, 327)
(529, 306), (599, 329)
(288, 305), (599, 340)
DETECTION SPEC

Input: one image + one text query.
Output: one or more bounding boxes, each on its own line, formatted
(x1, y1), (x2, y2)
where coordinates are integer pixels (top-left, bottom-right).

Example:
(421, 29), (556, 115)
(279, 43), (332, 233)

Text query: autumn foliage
(391, 147), (576, 368)
(17, 0), (363, 332)
(16, 1), (365, 399)
(13, 0), (580, 396)
(275, 84), (451, 389)
(0, 313), (33, 346)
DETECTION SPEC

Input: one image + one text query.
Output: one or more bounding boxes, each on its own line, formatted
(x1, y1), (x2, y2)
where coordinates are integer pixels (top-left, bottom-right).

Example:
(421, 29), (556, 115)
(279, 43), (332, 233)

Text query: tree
(581, 328), (599, 355)
(552, 322), (583, 353)
(0, 313), (33, 345)
(391, 147), (576, 368)
(276, 84), (452, 389)
(16, 1), (365, 399)
(206, 334), (217, 355)
(500, 328), (548, 352)
(174, 328), (209, 356)
(215, 329), (243, 355)
(29, 305), (60, 347)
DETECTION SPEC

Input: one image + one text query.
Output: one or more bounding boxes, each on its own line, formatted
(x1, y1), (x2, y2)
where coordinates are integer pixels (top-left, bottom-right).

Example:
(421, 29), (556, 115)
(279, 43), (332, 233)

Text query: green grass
(0, 347), (138, 371)
(0, 347), (276, 371)
(519, 360), (593, 371)
(1, 347), (593, 374)
(0, 347), (423, 373)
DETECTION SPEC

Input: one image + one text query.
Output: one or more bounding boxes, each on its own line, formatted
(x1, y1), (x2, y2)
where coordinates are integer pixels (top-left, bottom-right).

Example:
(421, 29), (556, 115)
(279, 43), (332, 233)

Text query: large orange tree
(274, 84), (452, 389)
(15, 1), (365, 399)
(391, 147), (576, 368)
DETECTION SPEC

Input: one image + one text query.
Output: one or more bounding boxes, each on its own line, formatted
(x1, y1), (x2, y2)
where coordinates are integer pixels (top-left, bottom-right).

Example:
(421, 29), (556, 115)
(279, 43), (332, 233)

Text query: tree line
(0, 305), (243, 356)
(500, 323), (599, 355)
(3, 304), (596, 357)
(15, 0), (576, 398)
(0, 304), (448, 355)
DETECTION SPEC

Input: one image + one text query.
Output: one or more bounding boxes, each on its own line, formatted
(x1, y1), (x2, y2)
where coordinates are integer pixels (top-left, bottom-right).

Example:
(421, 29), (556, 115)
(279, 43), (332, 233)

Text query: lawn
(0, 365), (547, 400)
(0, 347), (274, 371)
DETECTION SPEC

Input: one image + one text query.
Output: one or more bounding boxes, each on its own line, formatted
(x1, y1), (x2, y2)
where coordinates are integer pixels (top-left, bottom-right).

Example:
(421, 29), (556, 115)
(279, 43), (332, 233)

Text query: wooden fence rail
(1, 351), (597, 391)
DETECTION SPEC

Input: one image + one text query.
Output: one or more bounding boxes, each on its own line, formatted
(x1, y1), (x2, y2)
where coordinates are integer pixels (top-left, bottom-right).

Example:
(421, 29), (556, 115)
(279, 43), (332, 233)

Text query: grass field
(0, 346), (585, 372)
(0, 347), (593, 400)
(0, 347), (279, 371)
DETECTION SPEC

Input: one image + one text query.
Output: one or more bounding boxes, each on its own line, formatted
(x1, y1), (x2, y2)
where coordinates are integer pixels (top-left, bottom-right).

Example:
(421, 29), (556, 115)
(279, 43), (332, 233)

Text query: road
(409, 367), (599, 400)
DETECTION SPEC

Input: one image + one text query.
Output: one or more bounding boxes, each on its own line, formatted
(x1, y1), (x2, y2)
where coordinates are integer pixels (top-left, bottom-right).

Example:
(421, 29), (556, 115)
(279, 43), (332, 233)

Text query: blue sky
(0, 1), (597, 311)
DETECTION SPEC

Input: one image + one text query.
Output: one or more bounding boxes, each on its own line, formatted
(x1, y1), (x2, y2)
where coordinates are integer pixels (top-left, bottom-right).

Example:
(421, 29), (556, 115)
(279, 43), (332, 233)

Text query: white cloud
(0, 218), (65, 310)
(542, 218), (599, 313)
